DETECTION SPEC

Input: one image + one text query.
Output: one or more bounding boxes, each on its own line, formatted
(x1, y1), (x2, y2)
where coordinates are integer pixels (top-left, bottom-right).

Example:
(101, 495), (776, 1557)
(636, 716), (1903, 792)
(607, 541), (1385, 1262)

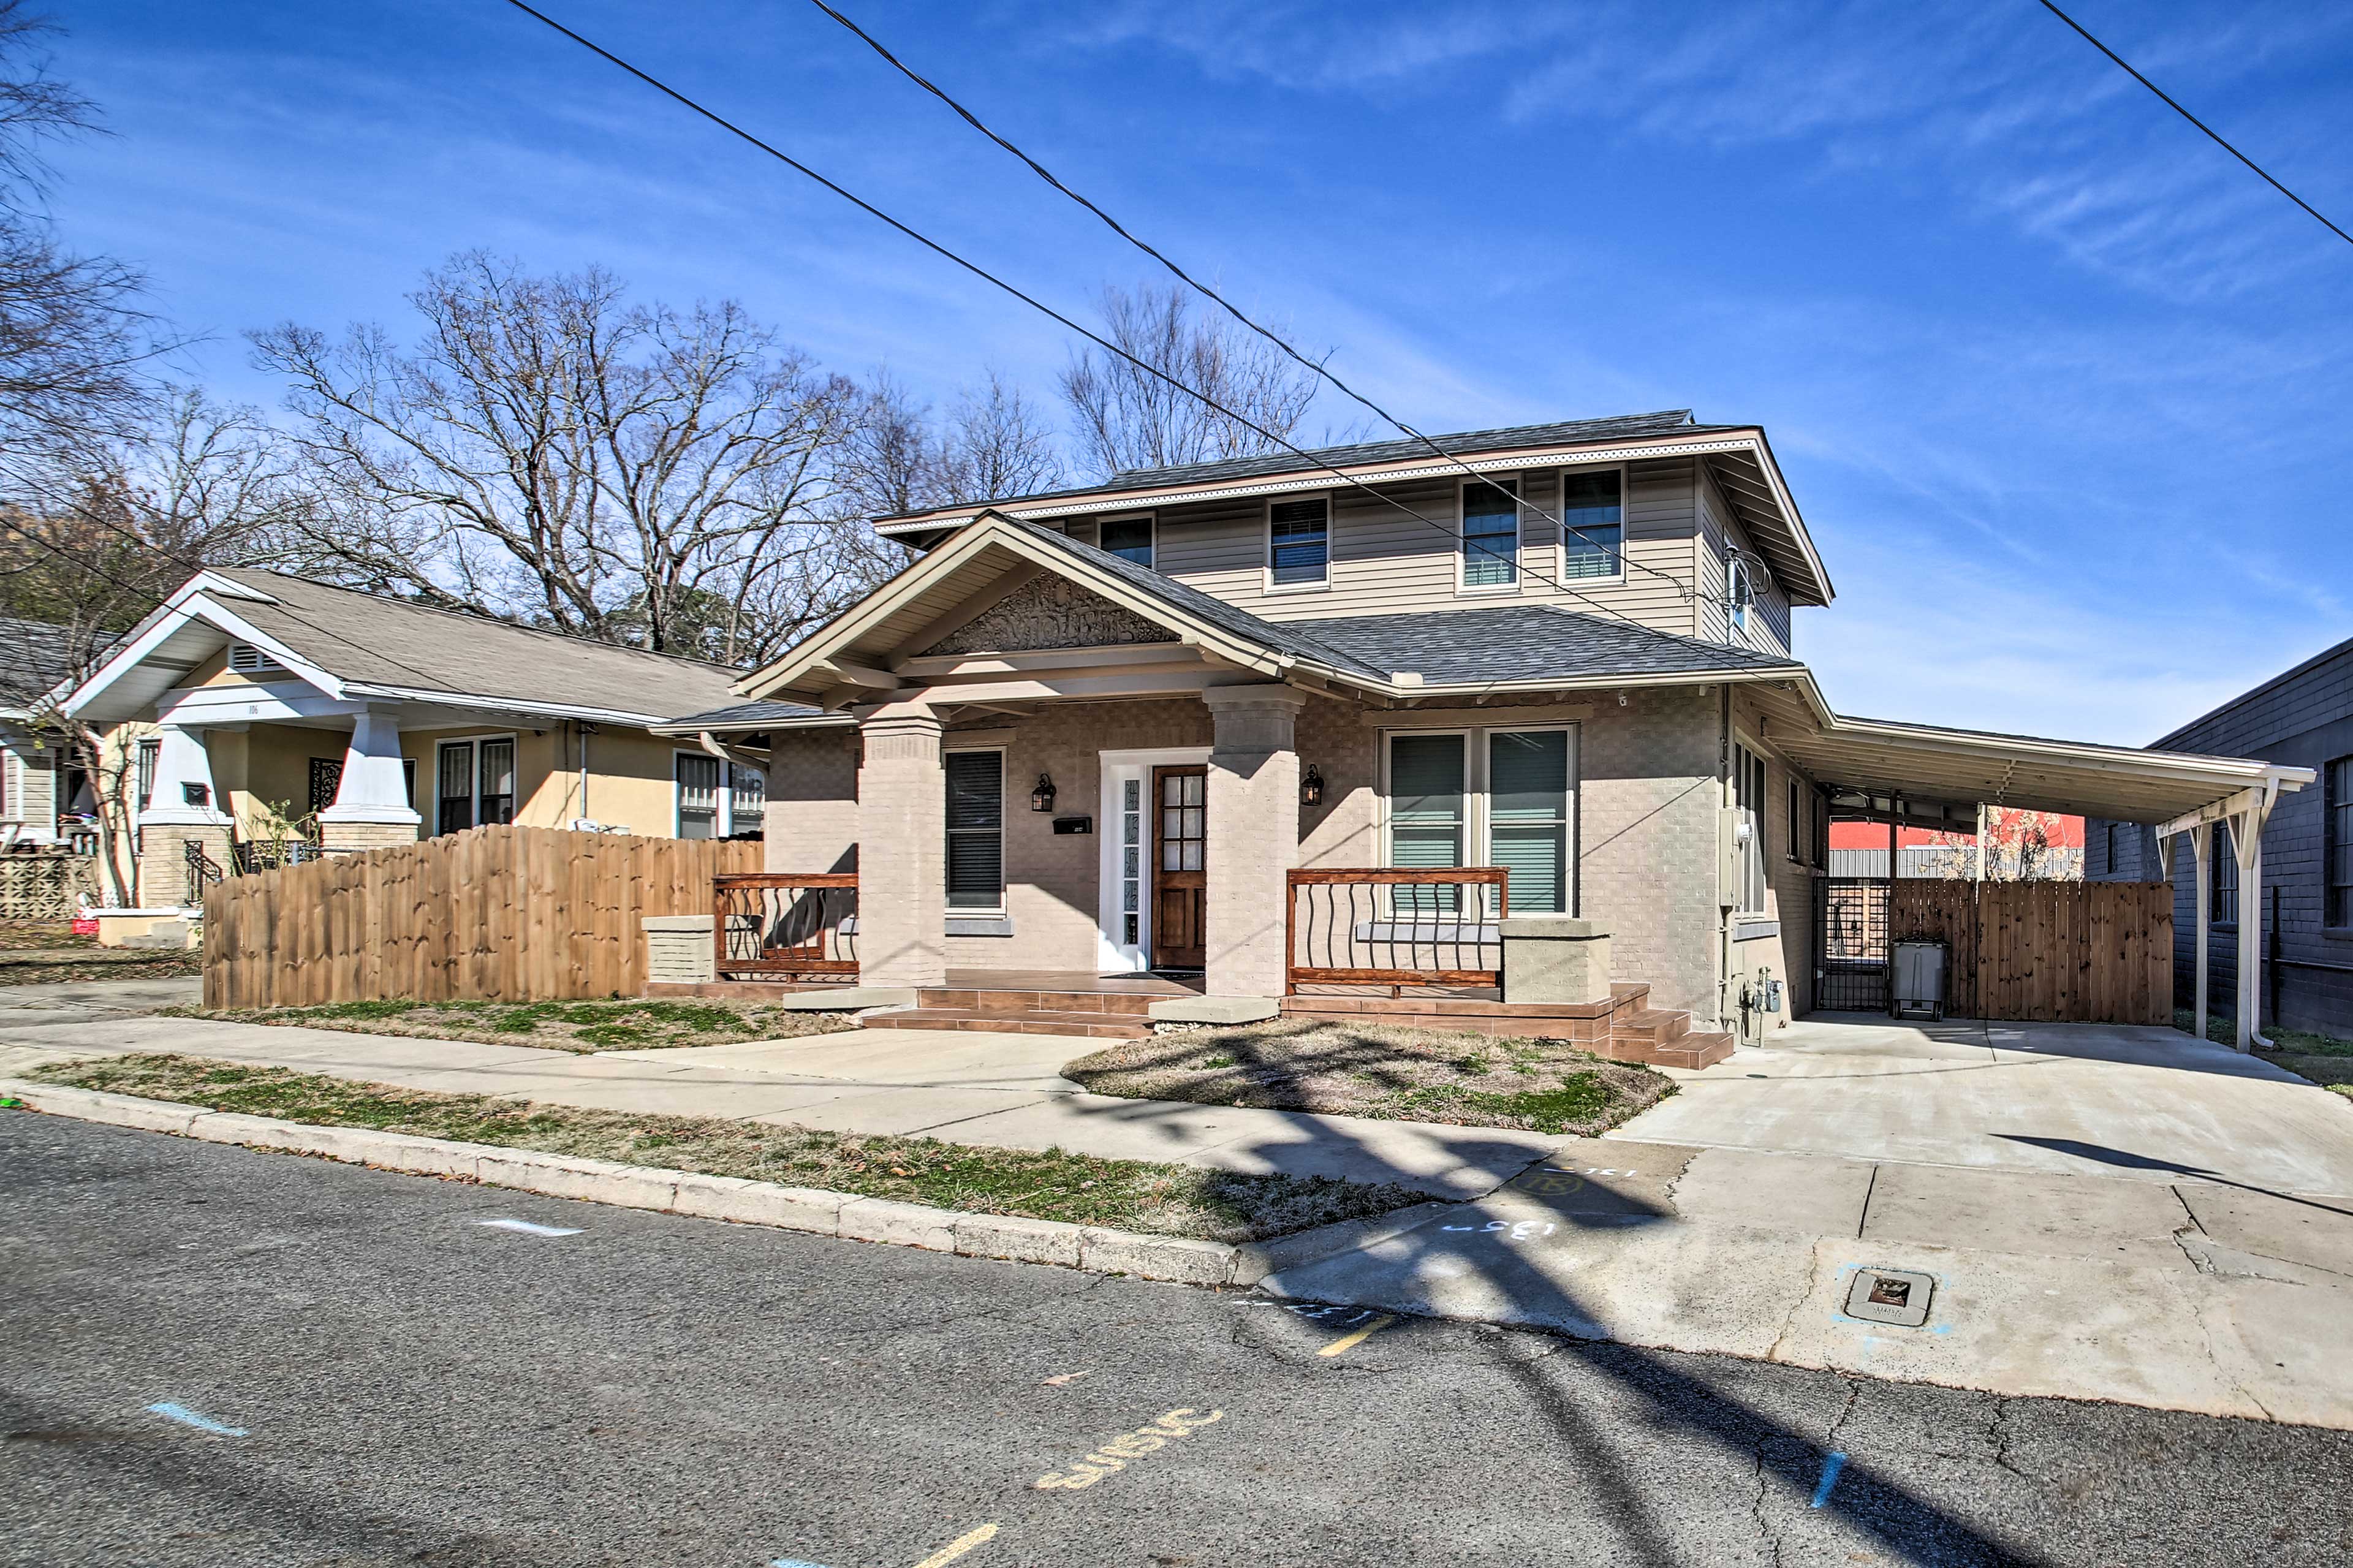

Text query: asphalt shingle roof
(1105, 410), (1724, 490)
(655, 698), (833, 732)
(1020, 522), (1799, 688)
(0, 615), (98, 708)
(206, 569), (746, 721)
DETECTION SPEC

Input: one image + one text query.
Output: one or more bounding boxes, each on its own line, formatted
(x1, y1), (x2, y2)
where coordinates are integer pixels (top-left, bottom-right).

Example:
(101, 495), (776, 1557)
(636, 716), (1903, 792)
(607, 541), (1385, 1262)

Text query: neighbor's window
(2327, 754), (2353, 927)
(676, 753), (763, 839)
(1461, 477), (1520, 589)
(436, 741), (475, 834)
(1559, 468), (1623, 580)
(2211, 821), (2238, 925)
(1268, 496), (1329, 588)
(1099, 514), (1154, 567)
(437, 738), (516, 835)
(136, 737), (160, 810)
(945, 750), (1005, 911)
(1488, 730), (1570, 914)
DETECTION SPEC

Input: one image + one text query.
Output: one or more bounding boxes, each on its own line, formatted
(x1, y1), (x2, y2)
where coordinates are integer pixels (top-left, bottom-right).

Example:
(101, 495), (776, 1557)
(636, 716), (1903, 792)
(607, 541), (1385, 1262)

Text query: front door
(1151, 765), (1207, 969)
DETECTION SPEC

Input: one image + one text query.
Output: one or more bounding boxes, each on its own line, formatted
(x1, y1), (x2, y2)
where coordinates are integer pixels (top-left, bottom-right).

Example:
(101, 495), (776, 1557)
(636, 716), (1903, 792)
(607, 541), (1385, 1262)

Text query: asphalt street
(5, 1112), (2348, 1568)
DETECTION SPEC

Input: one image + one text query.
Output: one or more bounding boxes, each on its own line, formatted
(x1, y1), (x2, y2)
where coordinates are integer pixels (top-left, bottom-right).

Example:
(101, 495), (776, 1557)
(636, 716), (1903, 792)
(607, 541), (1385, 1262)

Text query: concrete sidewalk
(0, 1013), (1559, 1200)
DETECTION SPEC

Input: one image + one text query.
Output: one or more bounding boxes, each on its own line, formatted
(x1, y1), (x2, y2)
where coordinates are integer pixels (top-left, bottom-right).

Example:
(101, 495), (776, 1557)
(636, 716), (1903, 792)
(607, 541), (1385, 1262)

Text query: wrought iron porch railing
(232, 838), (325, 876)
(184, 838), (225, 906)
(1286, 867), (1509, 994)
(714, 873), (858, 980)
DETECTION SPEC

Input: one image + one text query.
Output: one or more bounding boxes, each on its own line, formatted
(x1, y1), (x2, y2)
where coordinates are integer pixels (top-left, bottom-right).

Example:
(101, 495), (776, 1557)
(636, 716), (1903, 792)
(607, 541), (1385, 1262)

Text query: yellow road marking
(912, 1523), (998, 1567)
(1316, 1314), (1396, 1357)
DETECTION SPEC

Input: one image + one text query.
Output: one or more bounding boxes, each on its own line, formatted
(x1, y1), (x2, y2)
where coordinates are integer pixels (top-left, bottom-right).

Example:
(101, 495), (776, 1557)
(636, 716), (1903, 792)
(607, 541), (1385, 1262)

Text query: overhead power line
(2036, 0), (2353, 251)
(800, 0), (1693, 603)
(496, 1), (1697, 640)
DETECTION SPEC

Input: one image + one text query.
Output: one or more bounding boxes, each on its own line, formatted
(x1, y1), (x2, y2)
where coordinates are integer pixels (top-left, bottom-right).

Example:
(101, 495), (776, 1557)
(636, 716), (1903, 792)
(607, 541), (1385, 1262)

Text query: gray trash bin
(1892, 940), (1947, 1021)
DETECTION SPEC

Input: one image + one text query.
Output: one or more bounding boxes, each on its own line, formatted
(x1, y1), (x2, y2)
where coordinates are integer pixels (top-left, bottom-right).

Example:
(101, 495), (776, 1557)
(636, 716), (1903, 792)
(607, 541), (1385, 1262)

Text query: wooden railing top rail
(714, 871), (858, 888)
(1289, 867), (1507, 890)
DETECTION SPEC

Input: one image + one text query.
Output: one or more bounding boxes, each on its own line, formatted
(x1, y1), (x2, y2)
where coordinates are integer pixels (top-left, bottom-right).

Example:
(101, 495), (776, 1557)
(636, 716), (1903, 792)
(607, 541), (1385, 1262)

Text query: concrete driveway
(1616, 1012), (2353, 1197)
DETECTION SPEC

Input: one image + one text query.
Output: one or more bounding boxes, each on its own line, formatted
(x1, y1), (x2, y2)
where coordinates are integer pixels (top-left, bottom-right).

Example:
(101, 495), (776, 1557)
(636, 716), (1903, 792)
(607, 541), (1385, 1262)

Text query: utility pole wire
(2036, 0), (2353, 250)
(800, 0), (1690, 601)
(495, 0), (1681, 637)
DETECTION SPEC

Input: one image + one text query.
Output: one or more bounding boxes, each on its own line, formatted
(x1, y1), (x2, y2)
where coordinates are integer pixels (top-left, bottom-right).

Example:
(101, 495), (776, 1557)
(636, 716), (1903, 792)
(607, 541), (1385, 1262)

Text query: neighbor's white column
(317, 706), (422, 853)
(135, 723), (233, 907)
(854, 701), (947, 988)
(2234, 809), (2262, 1054)
(1203, 684), (1305, 999)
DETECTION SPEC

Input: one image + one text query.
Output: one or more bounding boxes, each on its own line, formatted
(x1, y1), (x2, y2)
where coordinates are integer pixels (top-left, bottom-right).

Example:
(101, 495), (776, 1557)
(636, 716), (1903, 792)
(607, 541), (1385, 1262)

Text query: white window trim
(1455, 474), (1525, 597)
(1096, 745), (1213, 972)
(1097, 510), (1157, 569)
(1555, 462), (1628, 587)
(671, 747), (763, 839)
(1262, 491), (1333, 594)
(1727, 556), (1754, 642)
(1377, 722), (1580, 915)
(944, 743), (1008, 917)
(434, 733), (518, 835)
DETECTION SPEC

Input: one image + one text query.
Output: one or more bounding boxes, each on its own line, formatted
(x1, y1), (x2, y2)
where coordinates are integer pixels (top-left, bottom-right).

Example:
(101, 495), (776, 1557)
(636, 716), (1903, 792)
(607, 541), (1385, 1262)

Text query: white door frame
(1097, 746), (1213, 972)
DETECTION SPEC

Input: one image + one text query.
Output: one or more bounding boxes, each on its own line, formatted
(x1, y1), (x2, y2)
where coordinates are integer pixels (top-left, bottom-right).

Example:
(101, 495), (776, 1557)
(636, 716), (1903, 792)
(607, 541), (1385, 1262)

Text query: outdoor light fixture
(1031, 773), (1056, 812)
(1300, 763), (1324, 806)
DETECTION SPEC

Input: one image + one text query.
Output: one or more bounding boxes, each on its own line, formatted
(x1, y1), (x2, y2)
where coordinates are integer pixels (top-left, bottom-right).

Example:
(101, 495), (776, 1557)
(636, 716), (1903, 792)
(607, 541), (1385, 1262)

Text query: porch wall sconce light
(1031, 773), (1057, 812)
(1300, 763), (1325, 806)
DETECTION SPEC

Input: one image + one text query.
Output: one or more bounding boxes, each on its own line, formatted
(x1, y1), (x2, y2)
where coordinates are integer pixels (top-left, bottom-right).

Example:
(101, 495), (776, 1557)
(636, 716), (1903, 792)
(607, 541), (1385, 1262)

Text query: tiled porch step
(915, 988), (1156, 1018)
(860, 1007), (1151, 1040)
(1633, 1029), (1735, 1070)
(1613, 1007), (1691, 1047)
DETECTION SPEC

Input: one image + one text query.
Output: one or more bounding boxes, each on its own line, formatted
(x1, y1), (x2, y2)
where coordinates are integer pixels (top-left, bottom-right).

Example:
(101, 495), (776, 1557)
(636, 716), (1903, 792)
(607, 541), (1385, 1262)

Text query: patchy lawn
(2183, 1009), (2353, 1100)
(0, 945), (203, 984)
(22, 1055), (1430, 1243)
(177, 997), (858, 1054)
(1065, 1020), (1672, 1135)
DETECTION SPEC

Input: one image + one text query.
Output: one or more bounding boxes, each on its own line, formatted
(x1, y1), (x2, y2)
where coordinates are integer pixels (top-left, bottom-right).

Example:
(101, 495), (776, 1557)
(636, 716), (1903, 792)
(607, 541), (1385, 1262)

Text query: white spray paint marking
(477, 1219), (583, 1238)
(770, 1558), (833, 1567)
(146, 1403), (246, 1436)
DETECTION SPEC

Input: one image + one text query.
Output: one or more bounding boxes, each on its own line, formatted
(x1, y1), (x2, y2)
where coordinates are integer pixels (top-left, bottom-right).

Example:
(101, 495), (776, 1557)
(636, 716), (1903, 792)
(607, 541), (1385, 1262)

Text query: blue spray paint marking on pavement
(1810, 1452), (1847, 1508)
(146, 1403), (246, 1436)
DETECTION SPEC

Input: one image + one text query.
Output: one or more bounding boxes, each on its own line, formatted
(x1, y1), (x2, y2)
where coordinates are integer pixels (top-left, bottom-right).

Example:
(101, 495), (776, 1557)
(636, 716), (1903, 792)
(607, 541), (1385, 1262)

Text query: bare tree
(249, 251), (884, 664)
(1059, 282), (1328, 479)
(938, 369), (1064, 502)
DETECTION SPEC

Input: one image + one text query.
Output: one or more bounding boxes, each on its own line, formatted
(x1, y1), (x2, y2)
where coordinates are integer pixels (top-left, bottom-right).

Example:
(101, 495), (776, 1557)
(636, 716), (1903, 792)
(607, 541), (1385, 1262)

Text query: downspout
(577, 722), (593, 826)
(1718, 682), (1733, 1031)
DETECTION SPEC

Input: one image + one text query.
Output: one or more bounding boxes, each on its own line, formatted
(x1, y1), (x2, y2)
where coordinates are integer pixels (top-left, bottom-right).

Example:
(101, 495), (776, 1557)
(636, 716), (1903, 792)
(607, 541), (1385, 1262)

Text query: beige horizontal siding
(1694, 461), (1791, 657)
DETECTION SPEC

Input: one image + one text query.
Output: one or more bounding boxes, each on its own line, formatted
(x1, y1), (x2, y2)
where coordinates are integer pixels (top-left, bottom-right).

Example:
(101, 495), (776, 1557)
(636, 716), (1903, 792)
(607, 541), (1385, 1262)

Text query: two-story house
(670, 411), (2306, 1053)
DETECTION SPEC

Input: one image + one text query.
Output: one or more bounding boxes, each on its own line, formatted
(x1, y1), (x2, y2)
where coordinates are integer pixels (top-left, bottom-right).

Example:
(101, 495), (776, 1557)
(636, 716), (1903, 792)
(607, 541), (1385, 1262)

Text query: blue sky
(47, 0), (2353, 744)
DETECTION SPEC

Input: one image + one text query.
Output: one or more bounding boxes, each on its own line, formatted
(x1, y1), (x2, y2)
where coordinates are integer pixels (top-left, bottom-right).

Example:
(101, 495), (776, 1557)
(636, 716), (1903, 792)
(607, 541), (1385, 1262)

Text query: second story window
(1099, 514), (1154, 567)
(1728, 556), (1754, 638)
(1559, 468), (1623, 580)
(1268, 496), (1329, 588)
(1461, 477), (1520, 589)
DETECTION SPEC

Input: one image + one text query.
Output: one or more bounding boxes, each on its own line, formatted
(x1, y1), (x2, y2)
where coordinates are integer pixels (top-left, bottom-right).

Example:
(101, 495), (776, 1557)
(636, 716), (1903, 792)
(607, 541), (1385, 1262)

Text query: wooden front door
(1151, 765), (1207, 969)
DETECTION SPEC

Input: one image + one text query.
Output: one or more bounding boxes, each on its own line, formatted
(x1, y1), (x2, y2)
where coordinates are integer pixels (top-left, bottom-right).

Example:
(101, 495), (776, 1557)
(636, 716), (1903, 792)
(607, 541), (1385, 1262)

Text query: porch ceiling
(1748, 683), (2313, 825)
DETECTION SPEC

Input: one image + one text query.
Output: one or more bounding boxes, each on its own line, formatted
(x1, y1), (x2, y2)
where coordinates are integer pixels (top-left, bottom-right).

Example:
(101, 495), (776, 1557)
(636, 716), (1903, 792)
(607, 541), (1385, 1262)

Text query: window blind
(1488, 730), (1568, 914)
(1269, 498), (1328, 586)
(945, 751), (1004, 910)
(1462, 479), (1518, 587)
(1559, 469), (1621, 580)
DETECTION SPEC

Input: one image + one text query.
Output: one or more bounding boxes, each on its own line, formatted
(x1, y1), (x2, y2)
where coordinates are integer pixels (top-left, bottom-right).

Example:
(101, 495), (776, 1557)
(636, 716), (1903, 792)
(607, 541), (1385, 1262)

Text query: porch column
(2192, 826), (2210, 1043)
(2230, 796), (2276, 1053)
(854, 701), (947, 988)
(135, 723), (233, 908)
(316, 706), (422, 854)
(1203, 684), (1305, 998)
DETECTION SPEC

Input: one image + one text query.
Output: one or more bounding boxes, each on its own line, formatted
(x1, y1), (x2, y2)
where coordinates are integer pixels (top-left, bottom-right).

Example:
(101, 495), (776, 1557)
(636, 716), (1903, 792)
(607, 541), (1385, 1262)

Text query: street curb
(0, 1077), (1430, 1287)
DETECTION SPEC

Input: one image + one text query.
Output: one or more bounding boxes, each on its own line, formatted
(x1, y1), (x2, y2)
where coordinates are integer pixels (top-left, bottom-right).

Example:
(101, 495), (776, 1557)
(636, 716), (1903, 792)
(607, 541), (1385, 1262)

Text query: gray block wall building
(2088, 634), (2353, 1036)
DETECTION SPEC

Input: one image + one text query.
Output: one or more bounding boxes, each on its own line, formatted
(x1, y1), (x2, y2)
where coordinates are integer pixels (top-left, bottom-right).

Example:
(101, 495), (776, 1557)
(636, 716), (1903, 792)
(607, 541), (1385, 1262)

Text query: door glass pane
(437, 742), (474, 835)
(675, 752), (720, 841)
(479, 740), (516, 827)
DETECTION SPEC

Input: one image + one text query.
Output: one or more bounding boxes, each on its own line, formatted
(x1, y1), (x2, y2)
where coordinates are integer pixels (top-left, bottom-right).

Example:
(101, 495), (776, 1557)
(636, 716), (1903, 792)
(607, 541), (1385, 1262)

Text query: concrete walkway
(0, 1013), (1559, 1200)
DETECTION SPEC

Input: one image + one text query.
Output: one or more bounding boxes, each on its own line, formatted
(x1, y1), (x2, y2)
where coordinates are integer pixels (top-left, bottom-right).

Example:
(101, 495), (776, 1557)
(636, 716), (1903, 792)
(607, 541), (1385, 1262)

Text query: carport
(1741, 684), (2314, 1050)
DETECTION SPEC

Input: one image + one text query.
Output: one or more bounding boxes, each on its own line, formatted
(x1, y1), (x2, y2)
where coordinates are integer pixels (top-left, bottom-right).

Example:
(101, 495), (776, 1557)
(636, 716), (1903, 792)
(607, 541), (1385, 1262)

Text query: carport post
(2191, 828), (2210, 1045)
(2230, 794), (2276, 1054)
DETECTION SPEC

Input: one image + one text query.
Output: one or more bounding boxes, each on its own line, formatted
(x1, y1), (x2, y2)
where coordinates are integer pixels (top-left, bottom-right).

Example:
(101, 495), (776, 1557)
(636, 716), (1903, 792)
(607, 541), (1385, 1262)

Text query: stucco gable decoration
(918, 575), (1177, 657)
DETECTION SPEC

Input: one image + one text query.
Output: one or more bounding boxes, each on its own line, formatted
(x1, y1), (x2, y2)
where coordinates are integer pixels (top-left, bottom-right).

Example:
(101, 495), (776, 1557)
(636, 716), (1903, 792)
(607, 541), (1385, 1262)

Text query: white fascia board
(64, 580), (330, 718)
(157, 681), (363, 727)
(1825, 714), (2313, 787)
(338, 683), (678, 728)
(1401, 665), (1805, 700)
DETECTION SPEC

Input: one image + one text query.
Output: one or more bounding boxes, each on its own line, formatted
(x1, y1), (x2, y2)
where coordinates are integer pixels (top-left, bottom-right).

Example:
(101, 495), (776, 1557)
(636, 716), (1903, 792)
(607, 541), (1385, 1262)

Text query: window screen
(945, 751), (1004, 910)
(1100, 515), (1153, 567)
(1268, 497), (1328, 586)
(1462, 479), (1518, 588)
(1559, 469), (1622, 579)
(1488, 730), (1568, 914)
(675, 753), (722, 840)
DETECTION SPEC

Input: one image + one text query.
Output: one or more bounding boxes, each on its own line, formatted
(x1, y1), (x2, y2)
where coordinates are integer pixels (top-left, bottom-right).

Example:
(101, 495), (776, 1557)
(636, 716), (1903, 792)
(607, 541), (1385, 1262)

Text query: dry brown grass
(175, 997), (857, 1054)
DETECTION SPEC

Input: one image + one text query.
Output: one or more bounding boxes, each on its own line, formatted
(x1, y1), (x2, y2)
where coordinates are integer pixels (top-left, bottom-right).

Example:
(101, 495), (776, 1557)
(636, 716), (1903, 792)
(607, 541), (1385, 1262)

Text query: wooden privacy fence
(203, 825), (762, 1010)
(1889, 880), (2172, 1025)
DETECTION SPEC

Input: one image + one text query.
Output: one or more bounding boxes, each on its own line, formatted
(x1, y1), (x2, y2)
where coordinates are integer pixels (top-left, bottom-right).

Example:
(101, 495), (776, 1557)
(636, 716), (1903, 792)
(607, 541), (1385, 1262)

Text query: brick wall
(2086, 636), (2353, 1034)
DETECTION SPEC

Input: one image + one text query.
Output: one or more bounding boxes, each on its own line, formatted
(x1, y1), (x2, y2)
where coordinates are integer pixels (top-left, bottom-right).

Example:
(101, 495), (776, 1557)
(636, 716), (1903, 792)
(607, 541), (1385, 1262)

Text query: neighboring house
(0, 614), (96, 848)
(667, 409), (2306, 1037)
(64, 569), (762, 908)
(1826, 815), (2084, 879)
(2088, 635), (2353, 1036)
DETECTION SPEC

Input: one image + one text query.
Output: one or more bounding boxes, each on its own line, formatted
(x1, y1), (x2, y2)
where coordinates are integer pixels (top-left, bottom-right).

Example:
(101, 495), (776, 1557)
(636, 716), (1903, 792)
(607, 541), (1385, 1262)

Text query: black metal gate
(1817, 877), (1891, 1012)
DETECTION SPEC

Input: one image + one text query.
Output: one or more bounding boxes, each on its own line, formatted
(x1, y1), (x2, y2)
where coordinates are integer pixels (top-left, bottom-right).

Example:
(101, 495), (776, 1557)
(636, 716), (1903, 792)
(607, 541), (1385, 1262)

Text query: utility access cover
(1844, 1267), (1935, 1327)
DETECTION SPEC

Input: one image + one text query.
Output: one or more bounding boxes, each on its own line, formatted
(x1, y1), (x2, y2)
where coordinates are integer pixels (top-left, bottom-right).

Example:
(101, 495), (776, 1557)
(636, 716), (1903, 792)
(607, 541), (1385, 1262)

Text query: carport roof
(1748, 683), (2314, 825)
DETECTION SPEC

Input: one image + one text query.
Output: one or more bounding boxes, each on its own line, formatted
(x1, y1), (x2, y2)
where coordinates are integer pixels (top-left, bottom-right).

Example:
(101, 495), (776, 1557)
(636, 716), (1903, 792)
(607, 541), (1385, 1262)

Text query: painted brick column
(1203, 684), (1306, 999)
(854, 702), (947, 988)
(316, 706), (422, 854)
(135, 724), (235, 908)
